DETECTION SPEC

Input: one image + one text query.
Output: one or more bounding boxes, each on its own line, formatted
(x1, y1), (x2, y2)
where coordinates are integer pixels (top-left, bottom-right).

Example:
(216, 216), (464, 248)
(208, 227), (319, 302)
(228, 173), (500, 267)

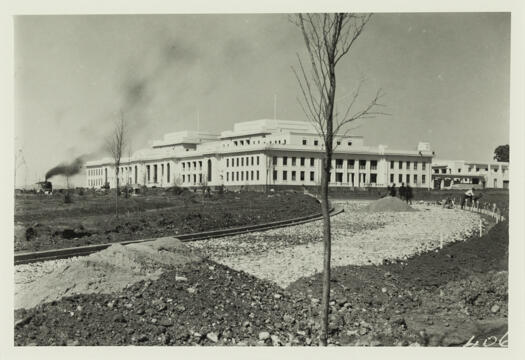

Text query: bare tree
(106, 111), (127, 217)
(292, 13), (387, 346)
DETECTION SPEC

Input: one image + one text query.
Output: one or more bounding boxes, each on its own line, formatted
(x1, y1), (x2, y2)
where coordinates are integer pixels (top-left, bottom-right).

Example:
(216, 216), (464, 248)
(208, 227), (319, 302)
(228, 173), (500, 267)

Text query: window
(246, 157), (249, 166)
(251, 170), (254, 180)
(422, 163), (426, 171)
(246, 171), (249, 180)
(302, 139), (307, 145)
(348, 141), (352, 146)
(413, 162), (417, 170)
(336, 159), (343, 169)
(300, 171), (305, 181)
(241, 158), (244, 166)
(236, 158), (239, 167)
(234, 141), (238, 146)
(226, 173), (229, 181)
(371, 160), (377, 170)
(337, 140), (341, 146)
(406, 174), (410, 183)
(310, 158), (315, 166)
(292, 171), (296, 181)
(236, 172), (239, 181)
(390, 161), (394, 169)
(283, 171), (288, 181)
(314, 140), (318, 146)
(183, 163), (186, 170)
(406, 161), (410, 169)
(182, 174), (185, 183)
(283, 157), (288, 165)
(370, 174), (377, 183)
(422, 175), (426, 184)
(414, 174), (418, 184)
(193, 174), (197, 184)
(398, 174), (402, 183)
(399, 161), (403, 169)
(310, 171), (315, 181)
(359, 160), (366, 170)
(147, 165), (151, 182)
(226, 159), (229, 167)
(199, 174), (202, 183)
(300, 157), (305, 166)
(241, 172), (244, 181)
(257, 156), (259, 165)
(256, 171), (259, 180)
(348, 160), (355, 169)
(273, 170), (277, 181)
(240, 140), (244, 146)
(390, 174), (394, 183)
(167, 163), (170, 183)
(273, 156), (278, 165)
(292, 157), (296, 166)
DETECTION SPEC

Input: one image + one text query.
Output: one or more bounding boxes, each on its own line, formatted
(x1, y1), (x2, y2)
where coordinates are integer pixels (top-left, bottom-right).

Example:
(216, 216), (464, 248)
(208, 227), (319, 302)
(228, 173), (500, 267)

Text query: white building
(85, 119), (434, 190)
(431, 159), (509, 189)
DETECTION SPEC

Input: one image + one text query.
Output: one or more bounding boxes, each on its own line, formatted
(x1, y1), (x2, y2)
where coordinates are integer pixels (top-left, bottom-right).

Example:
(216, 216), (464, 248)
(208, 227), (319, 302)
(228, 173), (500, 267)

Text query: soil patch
(15, 191), (320, 252)
(364, 196), (416, 212)
(15, 237), (202, 310)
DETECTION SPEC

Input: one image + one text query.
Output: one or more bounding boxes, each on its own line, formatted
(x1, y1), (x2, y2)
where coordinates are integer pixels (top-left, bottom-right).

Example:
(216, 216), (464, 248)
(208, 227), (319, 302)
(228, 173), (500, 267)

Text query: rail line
(15, 207), (344, 265)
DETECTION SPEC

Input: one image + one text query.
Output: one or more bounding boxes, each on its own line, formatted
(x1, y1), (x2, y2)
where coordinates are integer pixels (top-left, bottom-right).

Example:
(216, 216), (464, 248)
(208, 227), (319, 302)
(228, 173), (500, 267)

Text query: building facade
(431, 159), (509, 189)
(86, 119), (434, 190)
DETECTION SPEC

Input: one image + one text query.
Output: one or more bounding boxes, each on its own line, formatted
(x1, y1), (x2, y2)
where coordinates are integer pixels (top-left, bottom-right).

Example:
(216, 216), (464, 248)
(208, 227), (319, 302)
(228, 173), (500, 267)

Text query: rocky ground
(188, 201), (485, 287)
(14, 200), (508, 347)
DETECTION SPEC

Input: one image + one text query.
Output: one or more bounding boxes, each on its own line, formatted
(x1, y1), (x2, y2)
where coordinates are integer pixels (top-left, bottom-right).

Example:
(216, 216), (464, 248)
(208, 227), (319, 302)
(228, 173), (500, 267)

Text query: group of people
(386, 183), (413, 204)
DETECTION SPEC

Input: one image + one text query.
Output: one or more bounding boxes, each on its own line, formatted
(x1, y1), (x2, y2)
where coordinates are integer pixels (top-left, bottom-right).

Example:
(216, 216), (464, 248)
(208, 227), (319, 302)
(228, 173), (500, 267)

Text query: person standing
(406, 184), (413, 204)
(399, 183), (406, 201)
(461, 187), (475, 209)
(389, 183), (397, 197)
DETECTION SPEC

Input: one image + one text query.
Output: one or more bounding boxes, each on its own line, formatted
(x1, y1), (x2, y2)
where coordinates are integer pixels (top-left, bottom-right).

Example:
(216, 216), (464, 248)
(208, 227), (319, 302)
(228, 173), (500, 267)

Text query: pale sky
(14, 13), (510, 187)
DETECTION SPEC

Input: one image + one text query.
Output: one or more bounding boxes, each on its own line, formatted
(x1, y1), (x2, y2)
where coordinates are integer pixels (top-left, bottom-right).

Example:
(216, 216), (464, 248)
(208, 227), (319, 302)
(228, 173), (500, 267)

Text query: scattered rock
(206, 332), (219, 343)
(259, 331), (270, 341)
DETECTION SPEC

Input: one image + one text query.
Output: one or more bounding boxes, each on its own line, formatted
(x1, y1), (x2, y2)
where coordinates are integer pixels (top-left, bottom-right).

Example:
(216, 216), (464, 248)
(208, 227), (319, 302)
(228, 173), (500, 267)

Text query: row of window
(182, 173), (204, 184)
(389, 173), (426, 184)
(88, 178), (104, 187)
(87, 168), (103, 176)
(273, 156), (315, 167)
(182, 161), (202, 171)
(226, 156), (260, 168)
(273, 170), (316, 182)
(226, 170), (261, 182)
(434, 167), (506, 174)
(390, 161), (427, 171)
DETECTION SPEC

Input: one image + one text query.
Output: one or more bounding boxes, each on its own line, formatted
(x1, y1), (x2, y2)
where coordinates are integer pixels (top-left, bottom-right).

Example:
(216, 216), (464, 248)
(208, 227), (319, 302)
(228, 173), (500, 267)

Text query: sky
(14, 13), (510, 187)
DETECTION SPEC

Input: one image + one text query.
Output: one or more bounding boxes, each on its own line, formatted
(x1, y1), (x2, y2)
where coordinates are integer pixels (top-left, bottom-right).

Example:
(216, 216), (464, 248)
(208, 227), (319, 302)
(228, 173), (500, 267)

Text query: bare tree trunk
(319, 157), (332, 345)
(115, 168), (119, 218)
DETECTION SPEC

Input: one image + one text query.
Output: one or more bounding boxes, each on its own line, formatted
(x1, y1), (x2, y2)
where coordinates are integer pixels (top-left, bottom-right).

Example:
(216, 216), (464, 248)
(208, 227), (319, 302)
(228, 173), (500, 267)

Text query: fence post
(479, 219), (482, 237)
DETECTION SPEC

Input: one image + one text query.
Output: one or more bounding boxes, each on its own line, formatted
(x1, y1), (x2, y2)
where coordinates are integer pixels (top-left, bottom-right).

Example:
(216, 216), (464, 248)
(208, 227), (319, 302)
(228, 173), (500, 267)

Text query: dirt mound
(15, 237), (202, 310)
(364, 196), (416, 212)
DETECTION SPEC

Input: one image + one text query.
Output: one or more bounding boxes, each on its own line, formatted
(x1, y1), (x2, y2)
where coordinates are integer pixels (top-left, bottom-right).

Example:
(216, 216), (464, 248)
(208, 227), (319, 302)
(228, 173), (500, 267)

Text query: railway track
(15, 207), (344, 265)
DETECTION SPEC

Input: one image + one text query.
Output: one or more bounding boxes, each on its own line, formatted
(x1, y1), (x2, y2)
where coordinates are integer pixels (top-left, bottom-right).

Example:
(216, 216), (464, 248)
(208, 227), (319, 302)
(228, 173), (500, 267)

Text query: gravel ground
(188, 201), (485, 287)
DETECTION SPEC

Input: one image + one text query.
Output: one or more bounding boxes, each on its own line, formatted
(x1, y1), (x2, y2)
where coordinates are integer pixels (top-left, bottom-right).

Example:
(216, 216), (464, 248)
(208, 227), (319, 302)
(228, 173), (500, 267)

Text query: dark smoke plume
(45, 156), (85, 181)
